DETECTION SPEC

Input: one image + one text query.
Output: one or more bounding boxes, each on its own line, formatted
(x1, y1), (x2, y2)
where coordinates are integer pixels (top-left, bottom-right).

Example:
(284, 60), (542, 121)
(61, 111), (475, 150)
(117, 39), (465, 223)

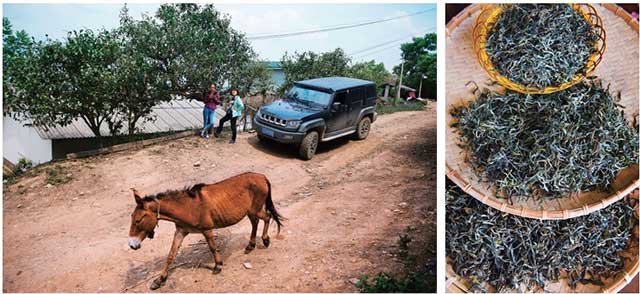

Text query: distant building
(263, 61), (285, 89)
(379, 75), (416, 100)
(3, 116), (52, 165)
(3, 99), (226, 164)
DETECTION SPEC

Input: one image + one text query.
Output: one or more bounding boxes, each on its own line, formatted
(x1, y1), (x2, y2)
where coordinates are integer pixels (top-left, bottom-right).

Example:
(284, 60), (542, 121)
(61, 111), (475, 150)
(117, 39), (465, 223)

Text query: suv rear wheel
(353, 116), (371, 140)
(299, 131), (319, 160)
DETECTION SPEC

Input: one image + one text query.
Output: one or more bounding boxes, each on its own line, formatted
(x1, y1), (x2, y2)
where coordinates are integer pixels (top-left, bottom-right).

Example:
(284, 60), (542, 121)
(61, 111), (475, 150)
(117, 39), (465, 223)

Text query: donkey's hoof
(149, 277), (166, 290)
(216, 260), (224, 266)
(211, 266), (222, 274)
(263, 238), (270, 248)
(244, 244), (255, 254)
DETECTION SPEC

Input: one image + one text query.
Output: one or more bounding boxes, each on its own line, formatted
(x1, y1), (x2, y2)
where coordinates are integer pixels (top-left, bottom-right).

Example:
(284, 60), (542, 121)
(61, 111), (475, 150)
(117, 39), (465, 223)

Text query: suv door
(326, 90), (350, 133)
(346, 86), (364, 127)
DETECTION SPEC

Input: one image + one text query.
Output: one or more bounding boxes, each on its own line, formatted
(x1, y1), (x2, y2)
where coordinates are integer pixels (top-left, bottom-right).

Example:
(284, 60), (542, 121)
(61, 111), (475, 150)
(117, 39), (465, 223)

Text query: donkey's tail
(265, 178), (285, 235)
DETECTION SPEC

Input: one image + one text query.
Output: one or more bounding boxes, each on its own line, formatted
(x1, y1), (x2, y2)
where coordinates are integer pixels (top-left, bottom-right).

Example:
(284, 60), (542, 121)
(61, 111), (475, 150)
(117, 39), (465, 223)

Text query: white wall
(3, 116), (52, 165)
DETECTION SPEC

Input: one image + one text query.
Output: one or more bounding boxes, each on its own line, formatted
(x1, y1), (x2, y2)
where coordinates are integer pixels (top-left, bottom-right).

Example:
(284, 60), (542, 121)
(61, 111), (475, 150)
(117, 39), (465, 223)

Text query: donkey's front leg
(150, 227), (188, 290)
(203, 229), (223, 274)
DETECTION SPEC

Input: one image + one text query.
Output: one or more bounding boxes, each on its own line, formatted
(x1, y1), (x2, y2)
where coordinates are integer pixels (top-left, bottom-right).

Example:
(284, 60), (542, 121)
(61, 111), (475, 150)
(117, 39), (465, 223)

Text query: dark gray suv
(253, 77), (378, 160)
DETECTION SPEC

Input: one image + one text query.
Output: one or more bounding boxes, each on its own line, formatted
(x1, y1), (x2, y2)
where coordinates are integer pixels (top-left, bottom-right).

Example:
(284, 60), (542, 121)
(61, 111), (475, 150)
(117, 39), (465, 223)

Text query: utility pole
(395, 61), (404, 106)
(418, 73), (427, 99)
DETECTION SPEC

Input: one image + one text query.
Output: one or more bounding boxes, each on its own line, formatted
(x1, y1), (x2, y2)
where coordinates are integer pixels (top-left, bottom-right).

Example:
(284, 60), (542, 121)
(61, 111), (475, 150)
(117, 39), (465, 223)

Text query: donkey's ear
(132, 188), (142, 205)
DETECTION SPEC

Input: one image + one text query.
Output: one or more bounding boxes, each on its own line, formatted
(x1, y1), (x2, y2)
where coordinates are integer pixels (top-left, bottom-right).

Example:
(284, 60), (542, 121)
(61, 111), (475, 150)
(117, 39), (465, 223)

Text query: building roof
(34, 99), (226, 140)
(262, 61), (282, 70)
(295, 77), (375, 92)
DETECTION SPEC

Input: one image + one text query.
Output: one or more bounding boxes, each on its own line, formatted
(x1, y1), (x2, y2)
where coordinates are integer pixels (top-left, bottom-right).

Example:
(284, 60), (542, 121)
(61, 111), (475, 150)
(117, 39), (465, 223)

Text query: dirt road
(3, 106), (436, 292)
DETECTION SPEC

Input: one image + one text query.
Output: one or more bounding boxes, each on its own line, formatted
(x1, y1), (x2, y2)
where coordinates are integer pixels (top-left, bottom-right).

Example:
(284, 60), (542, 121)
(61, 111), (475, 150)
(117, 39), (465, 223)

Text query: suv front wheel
(299, 131), (319, 160)
(353, 116), (371, 140)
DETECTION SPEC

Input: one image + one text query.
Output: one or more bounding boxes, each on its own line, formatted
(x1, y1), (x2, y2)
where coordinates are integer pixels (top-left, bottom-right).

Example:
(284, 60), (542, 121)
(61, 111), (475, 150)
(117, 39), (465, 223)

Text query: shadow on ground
(122, 230), (262, 291)
(246, 134), (353, 159)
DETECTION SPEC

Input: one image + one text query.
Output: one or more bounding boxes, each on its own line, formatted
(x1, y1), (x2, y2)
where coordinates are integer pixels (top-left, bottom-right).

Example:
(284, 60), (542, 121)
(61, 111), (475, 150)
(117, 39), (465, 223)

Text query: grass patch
(46, 165), (72, 185)
(356, 272), (429, 293)
(356, 227), (435, 293)
(149, 148), (164, 155)
(3, 158), (34, 186)
(376, 101), (426, 115)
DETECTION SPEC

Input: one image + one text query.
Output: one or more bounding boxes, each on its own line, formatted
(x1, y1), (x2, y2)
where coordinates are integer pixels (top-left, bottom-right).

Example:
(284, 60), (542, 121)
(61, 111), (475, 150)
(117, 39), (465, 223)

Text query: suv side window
(334, 91), (347, 104)
(347, 87), (364, 105)
(365, 85), (376, 98)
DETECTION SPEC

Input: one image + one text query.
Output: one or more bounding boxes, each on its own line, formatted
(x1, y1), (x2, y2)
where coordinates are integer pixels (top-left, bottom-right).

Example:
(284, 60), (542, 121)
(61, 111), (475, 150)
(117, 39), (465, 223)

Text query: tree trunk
(81, 115), (104, 148)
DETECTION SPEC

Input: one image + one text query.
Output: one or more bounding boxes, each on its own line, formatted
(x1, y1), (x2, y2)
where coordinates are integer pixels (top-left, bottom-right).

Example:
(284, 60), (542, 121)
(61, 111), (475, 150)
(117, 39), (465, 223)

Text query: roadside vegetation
(3, 158), (33, 185)
(356, 227), (435, 293)
(376, 101), (426, 115)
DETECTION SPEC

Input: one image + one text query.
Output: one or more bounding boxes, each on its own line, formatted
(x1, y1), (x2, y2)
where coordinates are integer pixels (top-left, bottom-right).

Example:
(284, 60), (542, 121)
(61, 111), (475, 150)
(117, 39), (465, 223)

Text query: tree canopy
(279, 48), (390, 94)
(122, 4), (255, 99)
(3, 4), (263, 140)
(394, 33), (437, 99)
(279, 48), (351, 93)
(347, 60), (390, 93)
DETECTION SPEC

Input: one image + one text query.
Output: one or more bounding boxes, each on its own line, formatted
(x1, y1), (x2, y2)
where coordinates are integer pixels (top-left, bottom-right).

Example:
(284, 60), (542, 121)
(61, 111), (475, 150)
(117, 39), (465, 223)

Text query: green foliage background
(394, 33), (437, 99)
(4, 6), (435, 142)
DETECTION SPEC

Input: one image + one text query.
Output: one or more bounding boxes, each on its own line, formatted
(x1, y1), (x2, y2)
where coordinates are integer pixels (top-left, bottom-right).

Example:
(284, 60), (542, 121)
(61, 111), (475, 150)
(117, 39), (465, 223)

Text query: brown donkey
(127, 172), (284, 290)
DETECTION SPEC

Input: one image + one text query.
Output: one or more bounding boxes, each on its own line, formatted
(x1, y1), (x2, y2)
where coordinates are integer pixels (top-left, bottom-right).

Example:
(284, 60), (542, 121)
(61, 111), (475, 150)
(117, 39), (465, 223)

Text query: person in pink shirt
(200, 84), (221, 138)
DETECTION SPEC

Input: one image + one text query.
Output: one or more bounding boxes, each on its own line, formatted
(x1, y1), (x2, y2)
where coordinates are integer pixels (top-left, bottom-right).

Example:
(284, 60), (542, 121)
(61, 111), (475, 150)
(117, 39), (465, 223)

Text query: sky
(2, 2), (437, 71)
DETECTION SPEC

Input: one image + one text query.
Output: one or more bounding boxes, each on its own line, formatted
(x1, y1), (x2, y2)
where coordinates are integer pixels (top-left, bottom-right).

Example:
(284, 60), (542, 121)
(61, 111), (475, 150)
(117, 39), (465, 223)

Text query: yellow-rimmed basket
(472, 3), (606, 94)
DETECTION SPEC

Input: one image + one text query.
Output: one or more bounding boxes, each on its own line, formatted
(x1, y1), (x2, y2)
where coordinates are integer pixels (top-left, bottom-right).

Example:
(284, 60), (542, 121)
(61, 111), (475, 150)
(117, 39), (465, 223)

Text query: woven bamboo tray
(445, 187), (640, 293)
(472, 3), (606, 94)
(446, 3), (640, 220)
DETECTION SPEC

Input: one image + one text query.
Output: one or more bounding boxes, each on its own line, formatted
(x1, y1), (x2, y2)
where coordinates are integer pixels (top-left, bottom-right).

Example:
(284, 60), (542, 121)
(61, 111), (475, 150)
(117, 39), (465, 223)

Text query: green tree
(3, 25), (121, 142)
(3, 17), (37, 117)
(60, 29), (122, 139)
(123, 4), (255, 99)
(347, 60), (390, 93)
(394, 33), (436, 100)
(279, 48), (351, 93)
(233, 60), (273, 97)
(115, 10), (173, 136)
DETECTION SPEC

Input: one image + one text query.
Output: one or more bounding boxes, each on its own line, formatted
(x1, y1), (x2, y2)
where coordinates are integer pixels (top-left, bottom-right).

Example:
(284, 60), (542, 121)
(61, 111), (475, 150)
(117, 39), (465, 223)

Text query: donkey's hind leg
(245, 215), (259, 254)
(150, 227), (188, 290)
(257, 209), (272, 248)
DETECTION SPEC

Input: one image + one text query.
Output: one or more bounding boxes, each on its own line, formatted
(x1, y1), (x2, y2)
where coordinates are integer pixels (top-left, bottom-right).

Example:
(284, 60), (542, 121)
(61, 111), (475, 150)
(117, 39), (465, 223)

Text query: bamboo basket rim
(446, 163), (640, 220)
(445, 3), (640, 293)
(471, 3), (607, 94)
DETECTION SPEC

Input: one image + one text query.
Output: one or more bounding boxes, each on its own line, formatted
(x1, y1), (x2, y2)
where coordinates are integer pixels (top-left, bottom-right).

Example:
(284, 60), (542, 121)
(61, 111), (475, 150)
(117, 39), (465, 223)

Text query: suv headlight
(286, 120), (301, 129)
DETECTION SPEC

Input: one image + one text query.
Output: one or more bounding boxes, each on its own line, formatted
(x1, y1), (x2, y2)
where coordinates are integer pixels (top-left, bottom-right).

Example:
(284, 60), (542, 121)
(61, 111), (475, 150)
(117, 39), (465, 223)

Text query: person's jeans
(215, 111), (238, 141)
(202, 107), (216, 133)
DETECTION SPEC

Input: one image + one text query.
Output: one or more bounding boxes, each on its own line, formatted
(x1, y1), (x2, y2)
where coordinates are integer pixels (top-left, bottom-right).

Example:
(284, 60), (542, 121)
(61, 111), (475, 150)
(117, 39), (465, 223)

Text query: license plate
(261, 127), (275, 137)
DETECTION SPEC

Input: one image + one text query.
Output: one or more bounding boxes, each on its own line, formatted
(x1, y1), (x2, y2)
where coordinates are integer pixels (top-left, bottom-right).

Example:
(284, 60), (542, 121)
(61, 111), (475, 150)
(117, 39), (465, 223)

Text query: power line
(347, 27), (435, 56)
(247, 8), (435, 40)
(352, 43), (403, 60)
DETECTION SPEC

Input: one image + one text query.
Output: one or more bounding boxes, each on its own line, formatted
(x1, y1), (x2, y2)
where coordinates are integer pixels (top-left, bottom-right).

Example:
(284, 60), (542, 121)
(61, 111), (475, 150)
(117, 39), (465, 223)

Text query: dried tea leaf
(446, 181), (637, 292)
(451, 80), (639, 201)
(486, 4), (597, 88)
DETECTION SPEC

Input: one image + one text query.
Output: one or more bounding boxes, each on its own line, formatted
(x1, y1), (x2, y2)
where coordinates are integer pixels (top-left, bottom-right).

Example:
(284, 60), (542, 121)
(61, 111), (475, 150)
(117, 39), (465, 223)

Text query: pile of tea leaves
(485, 4), (597, 89)
(446, 181), (637, 292)
(450, 80), (639, 201)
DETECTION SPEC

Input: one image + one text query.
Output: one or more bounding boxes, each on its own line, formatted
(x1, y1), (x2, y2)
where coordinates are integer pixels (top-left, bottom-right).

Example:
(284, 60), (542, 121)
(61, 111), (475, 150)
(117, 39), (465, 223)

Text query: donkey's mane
(142, 183), (206, 201)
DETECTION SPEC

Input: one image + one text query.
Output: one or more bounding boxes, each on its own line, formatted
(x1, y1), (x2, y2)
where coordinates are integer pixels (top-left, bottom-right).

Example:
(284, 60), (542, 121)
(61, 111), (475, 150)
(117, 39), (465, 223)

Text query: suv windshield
(285, 85), (332, 106)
